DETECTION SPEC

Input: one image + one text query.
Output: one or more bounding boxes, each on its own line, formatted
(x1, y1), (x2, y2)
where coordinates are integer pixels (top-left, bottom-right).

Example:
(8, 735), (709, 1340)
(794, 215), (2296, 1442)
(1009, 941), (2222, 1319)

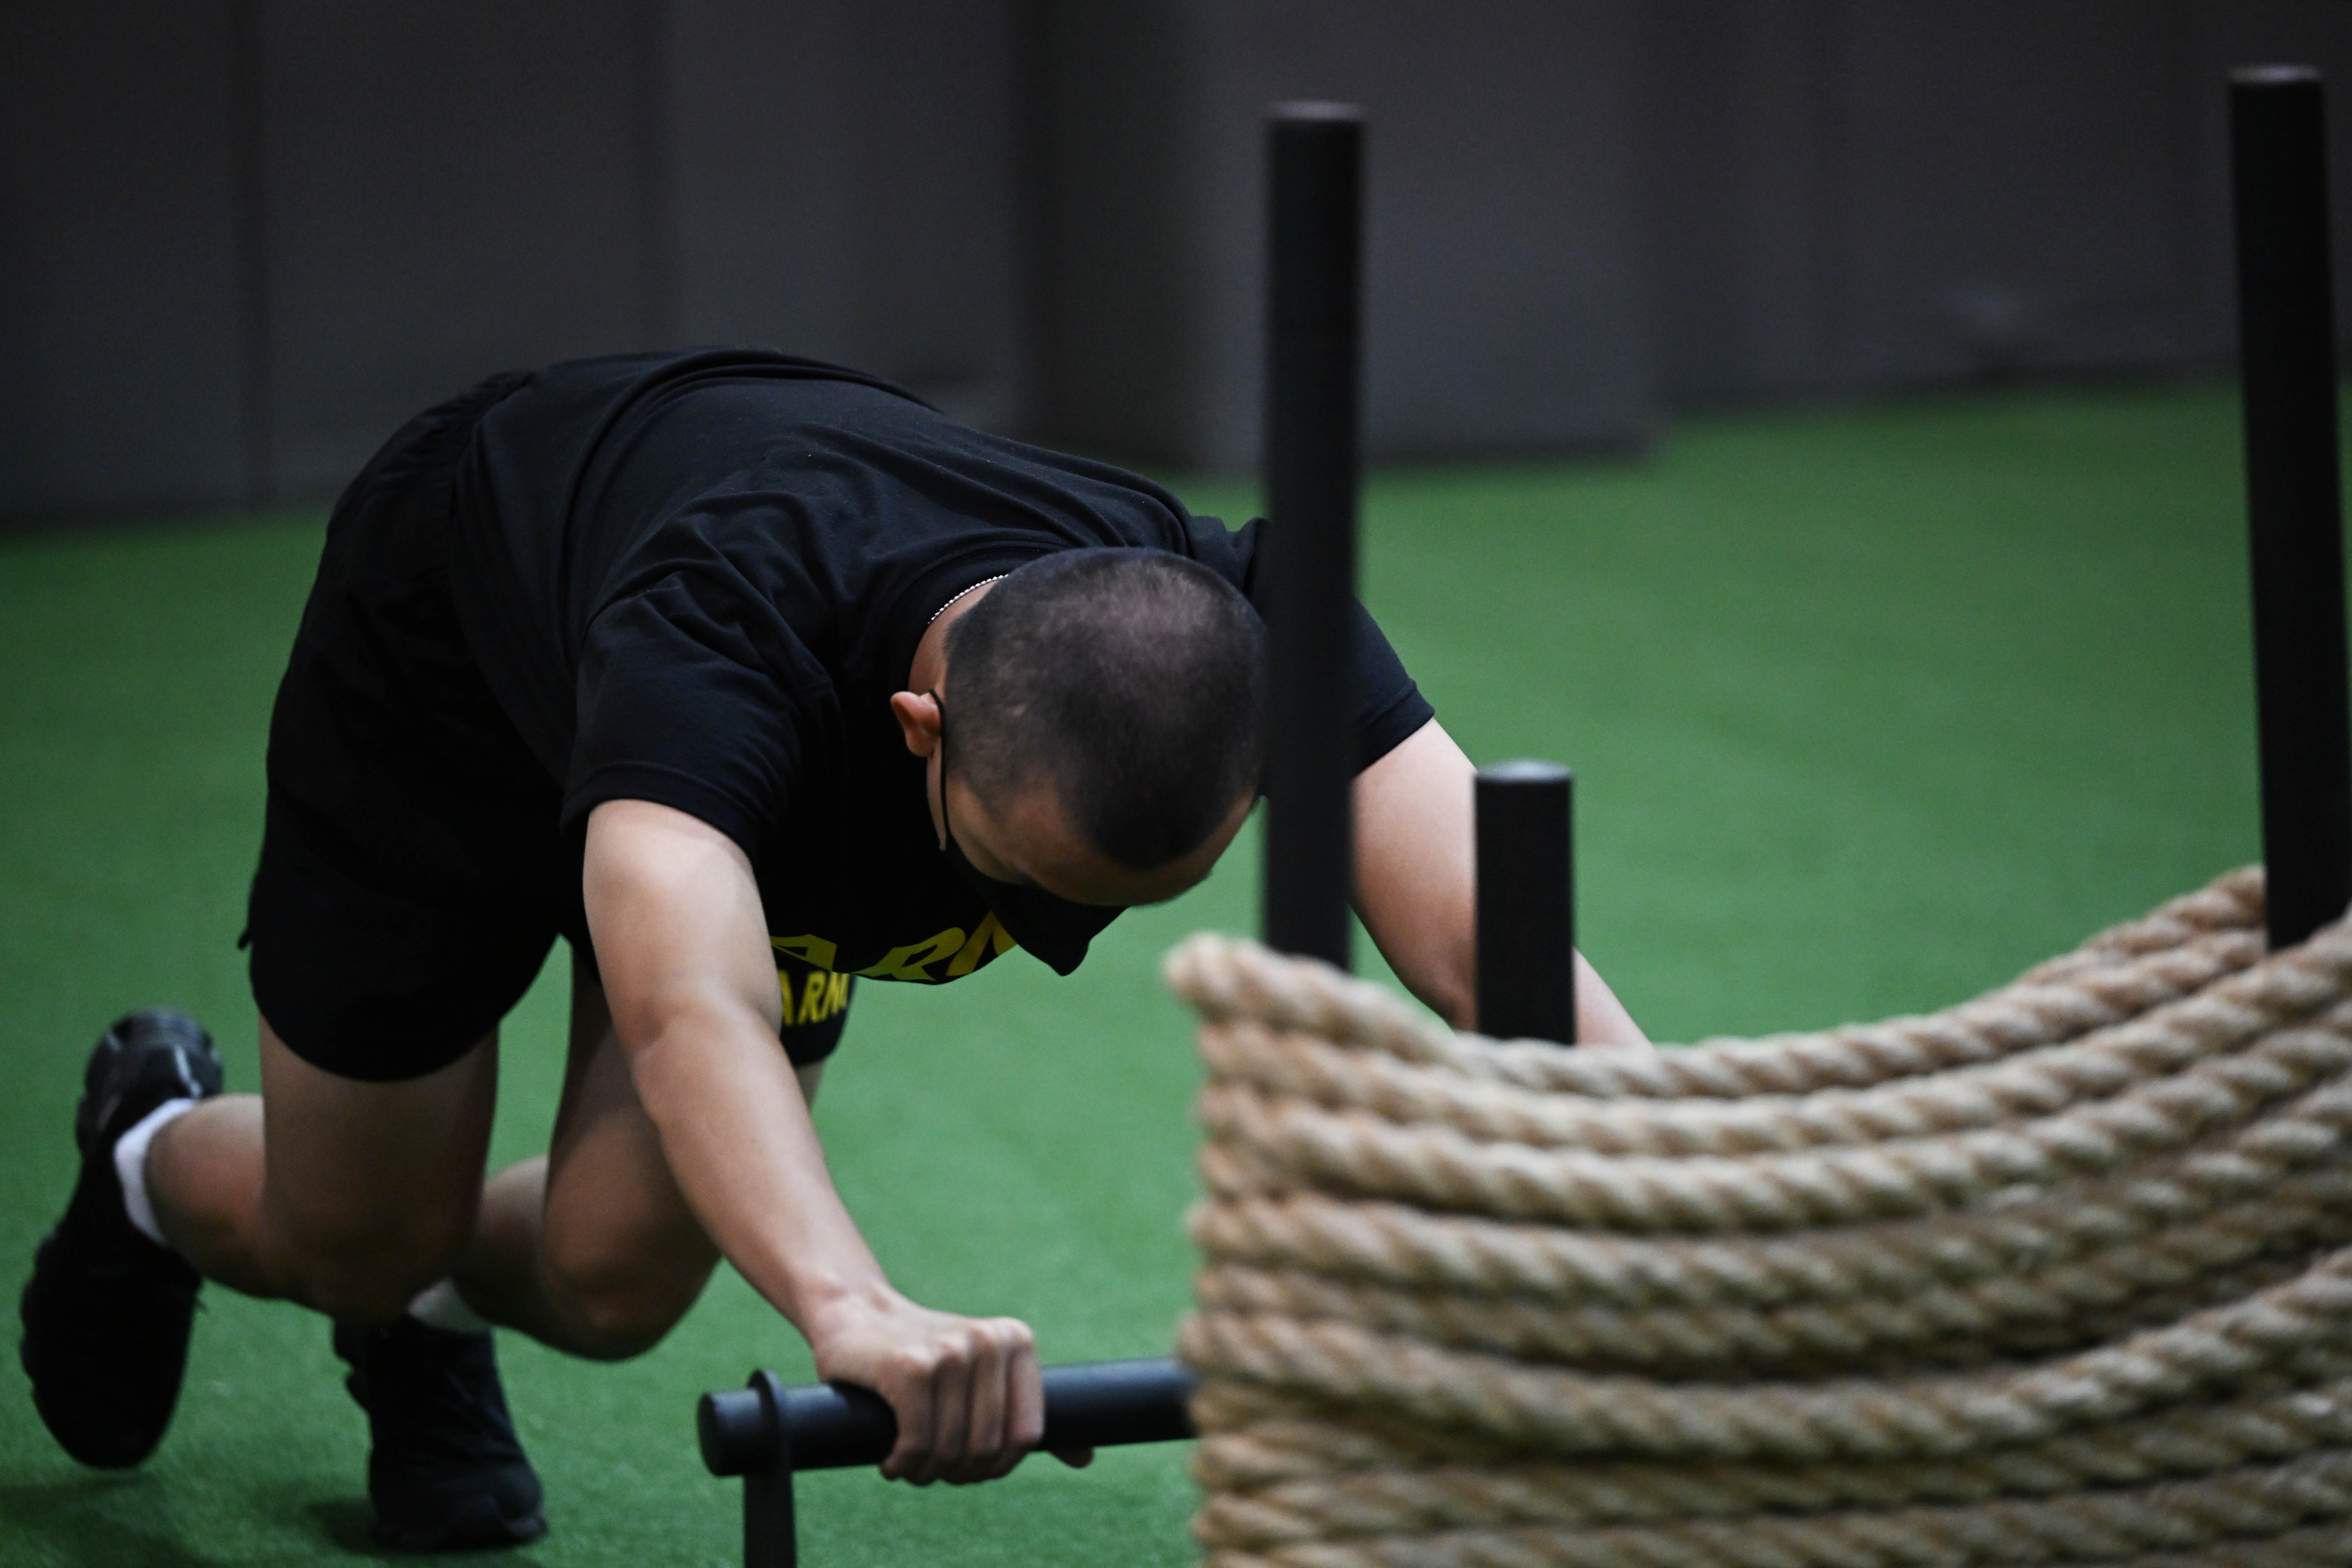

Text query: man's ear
(889, 690), (941, 758)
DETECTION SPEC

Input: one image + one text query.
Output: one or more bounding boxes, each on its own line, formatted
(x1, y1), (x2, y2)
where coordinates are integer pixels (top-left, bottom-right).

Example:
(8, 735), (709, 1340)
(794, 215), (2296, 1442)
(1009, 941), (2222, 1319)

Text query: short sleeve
(1349, 600), (1435, 771)
(560, 568), (821, 858)
(1192, 514), (1436, 774)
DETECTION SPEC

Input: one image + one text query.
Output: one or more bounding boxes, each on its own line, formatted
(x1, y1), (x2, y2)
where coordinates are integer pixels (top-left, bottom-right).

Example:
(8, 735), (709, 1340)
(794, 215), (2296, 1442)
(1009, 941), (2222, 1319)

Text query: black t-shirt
(448, 349), (1432, 999)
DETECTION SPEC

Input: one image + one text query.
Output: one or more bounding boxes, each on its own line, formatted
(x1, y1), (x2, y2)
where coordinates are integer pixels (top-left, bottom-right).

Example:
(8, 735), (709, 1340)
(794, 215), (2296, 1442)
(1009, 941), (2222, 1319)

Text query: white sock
(407, 1278), (493, 1336)
(114, 1097), (196, 1248)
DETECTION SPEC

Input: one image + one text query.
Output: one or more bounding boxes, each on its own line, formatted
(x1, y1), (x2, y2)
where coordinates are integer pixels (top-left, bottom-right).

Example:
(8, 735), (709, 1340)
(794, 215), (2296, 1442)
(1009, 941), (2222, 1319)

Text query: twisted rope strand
(1196, 1450), (2352, 1568)
(2116, 1520), (2352, 1565)
(1194, 1204), (2352, 1373)
(1187, 1374), (2352, 1499)
(1195, 941), (2347, 1158)
(1195, 1451), (2352, 1566)
(1183, 1240), (2352, 1463)
(1194, 1402), (2352, 1546)
(1185, 1152), (2352, 1326)
(2022, 872), (2264, 973)
(1164, 871), (2269, 1102)
(1185, 1112), (2352, 1312)
(1195, 1017), (2352, 1231)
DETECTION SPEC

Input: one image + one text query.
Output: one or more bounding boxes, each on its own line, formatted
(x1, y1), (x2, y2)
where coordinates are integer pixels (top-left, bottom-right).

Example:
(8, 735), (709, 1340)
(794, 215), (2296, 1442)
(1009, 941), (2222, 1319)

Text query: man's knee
(268, 1207), (471, 1325)
(538, 1241), (703, 1360)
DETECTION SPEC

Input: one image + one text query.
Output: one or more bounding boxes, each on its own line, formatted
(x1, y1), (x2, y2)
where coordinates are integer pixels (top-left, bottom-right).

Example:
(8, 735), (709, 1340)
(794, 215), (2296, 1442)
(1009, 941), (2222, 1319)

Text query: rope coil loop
(1170, 869), (2352, 1566)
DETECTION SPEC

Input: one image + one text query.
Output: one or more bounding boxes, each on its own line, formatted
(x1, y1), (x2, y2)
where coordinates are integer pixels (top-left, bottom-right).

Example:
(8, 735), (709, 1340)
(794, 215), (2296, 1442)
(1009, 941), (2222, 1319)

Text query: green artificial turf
(0, 379), (2313, 1564)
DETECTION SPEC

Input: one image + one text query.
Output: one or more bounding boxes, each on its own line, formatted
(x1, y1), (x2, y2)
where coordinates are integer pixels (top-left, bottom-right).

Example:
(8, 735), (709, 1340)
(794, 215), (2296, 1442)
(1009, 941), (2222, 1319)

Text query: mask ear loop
(928, 689), (953, 852)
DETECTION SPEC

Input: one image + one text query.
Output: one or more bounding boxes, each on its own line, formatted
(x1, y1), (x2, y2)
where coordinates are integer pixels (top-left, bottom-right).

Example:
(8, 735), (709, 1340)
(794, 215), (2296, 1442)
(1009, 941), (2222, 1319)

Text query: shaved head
(943, 550), (1265, 870)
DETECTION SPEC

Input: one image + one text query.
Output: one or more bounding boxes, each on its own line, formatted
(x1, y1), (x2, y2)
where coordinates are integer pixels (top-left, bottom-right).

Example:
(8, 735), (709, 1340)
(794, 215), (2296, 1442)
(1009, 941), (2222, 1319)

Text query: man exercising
(20, 349), (1645, 1549)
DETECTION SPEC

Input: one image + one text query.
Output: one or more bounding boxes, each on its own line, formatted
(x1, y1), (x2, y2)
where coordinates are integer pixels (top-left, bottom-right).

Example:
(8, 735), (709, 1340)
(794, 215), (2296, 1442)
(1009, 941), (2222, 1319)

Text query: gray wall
(257, 2), (653, 497)
(1643, 0), (2352, 406)
(0, 0), (1029, 518)
(664, 1), (1031, 431)
(8, 2), (2352, 517)
(1043, 0), (2352, 466)
(1042, 0), (1652, 467)
(1, 2), (250, 517)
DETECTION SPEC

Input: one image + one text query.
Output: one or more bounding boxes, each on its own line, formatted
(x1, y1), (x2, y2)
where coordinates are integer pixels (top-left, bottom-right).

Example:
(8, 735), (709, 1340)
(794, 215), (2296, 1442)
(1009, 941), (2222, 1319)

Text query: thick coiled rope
(1168, 869), (2352, 1566)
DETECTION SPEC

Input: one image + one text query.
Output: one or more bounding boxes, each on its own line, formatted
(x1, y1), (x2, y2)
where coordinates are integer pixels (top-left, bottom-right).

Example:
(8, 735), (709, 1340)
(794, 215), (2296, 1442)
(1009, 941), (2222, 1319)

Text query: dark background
(5, 0), (2351, 521)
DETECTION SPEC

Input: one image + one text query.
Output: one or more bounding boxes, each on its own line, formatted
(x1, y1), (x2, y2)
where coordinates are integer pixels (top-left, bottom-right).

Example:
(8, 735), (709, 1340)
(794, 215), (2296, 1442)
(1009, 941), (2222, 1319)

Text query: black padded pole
(2233, 66), (2352, 951)
(1260, 102), (1364, 969)
(1475, 762), (1576, 1043)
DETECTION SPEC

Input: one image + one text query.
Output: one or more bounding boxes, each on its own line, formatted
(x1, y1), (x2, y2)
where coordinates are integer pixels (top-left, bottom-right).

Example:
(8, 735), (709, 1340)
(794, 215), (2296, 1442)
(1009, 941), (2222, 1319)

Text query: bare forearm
(1386, 935), (1646, 1047)
(628, 1006), (889, 1332)
(580, 798), (1052, 1483)
(1570, 951), (1648, 1047)
(1353, 720), (1649, 1047)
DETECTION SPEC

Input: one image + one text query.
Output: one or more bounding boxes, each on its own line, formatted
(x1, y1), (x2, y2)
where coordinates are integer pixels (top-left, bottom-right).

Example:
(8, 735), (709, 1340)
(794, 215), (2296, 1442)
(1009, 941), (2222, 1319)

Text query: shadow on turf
(0, 1477), (554, 1566)
(309, 1496), (553, 1563)
(0, 1476), (219, 1567)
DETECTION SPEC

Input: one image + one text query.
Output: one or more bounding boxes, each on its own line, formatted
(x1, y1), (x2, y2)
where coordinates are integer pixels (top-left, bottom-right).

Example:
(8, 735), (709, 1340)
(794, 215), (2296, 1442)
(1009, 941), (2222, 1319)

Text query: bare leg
(146, 1018), (498, 1322)
(151, 958), (813, 1358)
(457, 958), (818, 1359)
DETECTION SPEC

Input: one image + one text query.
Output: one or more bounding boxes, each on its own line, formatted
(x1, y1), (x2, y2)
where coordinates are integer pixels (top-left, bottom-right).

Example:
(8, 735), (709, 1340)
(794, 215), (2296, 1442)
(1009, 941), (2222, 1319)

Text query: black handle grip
(698, 1358), (1198, 1477)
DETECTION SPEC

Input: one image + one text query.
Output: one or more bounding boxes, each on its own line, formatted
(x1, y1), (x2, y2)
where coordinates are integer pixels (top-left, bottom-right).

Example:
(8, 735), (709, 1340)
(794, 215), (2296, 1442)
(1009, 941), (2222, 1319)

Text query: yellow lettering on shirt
(945, 912), (1018, 977)
(771, 934), (839, 971)
(773, 923), (1010, 992)
(856, 928), (967, 982)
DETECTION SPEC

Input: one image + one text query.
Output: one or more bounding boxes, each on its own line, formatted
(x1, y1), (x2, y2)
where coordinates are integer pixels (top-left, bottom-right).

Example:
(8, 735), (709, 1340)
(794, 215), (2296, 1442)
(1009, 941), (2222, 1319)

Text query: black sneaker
(334, 1316), (547, 1551)
(18, 1008), (224, 1469)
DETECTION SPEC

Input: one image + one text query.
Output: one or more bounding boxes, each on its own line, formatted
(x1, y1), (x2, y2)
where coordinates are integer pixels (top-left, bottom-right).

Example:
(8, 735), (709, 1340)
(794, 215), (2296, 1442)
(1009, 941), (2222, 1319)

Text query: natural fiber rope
(1187, 1376), (2352, 1503)
(1174, 873), (2267, 1101)
(1169, 869), (2352, 1565)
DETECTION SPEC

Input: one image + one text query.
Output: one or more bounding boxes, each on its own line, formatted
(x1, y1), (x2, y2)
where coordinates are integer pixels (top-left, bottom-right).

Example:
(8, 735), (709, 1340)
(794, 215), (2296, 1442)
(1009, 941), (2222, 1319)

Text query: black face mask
(933, 694), (1122, 977)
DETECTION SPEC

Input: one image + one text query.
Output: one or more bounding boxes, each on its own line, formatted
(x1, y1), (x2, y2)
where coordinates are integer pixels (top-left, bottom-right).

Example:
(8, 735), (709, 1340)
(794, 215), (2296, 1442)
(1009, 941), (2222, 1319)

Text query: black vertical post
(743, 1465), (797, 1568)
(726, 1370), (798, 1568)
(1261, 103), (1364, 970)
(1475, 763), (1576, 1043)
(2232, 66), (2352, 950)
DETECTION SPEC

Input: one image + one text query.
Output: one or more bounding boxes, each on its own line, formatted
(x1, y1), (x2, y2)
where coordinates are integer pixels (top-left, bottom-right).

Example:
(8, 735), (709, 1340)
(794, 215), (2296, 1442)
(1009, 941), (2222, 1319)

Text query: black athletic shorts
(246, 376), (851, 1082)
